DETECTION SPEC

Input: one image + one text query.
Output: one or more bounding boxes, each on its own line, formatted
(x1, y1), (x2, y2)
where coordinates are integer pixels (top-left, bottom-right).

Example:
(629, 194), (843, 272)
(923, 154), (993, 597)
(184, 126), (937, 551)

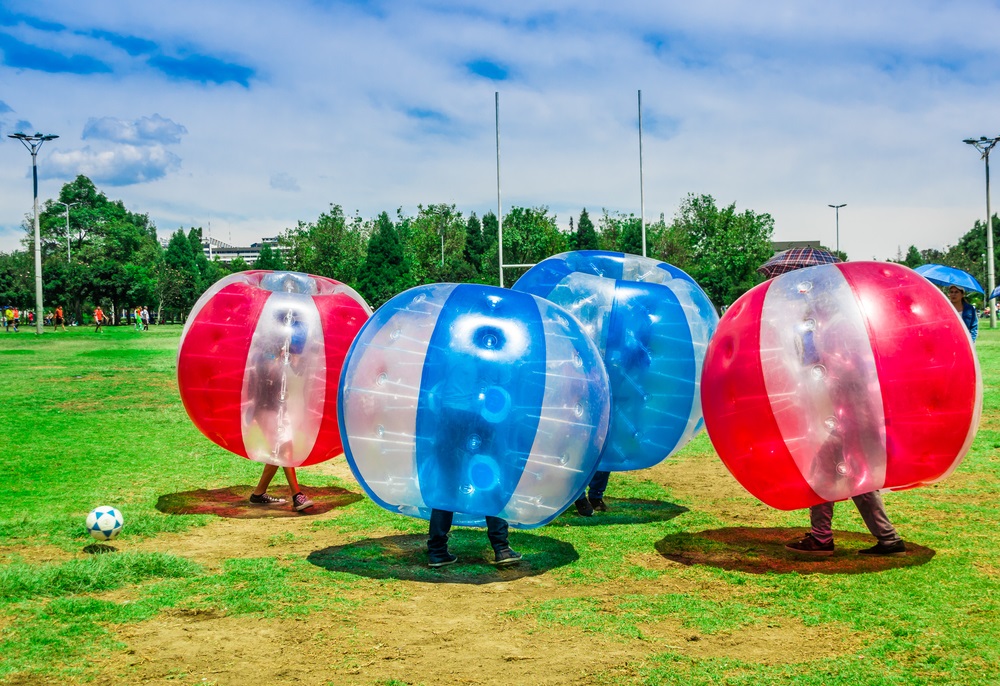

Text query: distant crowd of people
(3, 304), (153, 332)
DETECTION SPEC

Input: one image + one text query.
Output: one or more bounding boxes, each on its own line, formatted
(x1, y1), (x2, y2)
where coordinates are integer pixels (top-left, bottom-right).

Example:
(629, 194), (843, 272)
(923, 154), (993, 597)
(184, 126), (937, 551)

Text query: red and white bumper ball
(702, 262), (982, 510)
(178, 270), (371, 467)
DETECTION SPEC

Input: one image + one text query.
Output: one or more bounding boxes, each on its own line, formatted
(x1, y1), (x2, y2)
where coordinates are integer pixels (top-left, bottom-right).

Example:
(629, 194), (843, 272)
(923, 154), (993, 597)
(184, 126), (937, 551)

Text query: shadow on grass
(156, 485), (363, 519)
(308, 530), (578, 585)
(655, 527), (934, 575)
(554, 497), (688, 527)
(83, 543), (117, 554)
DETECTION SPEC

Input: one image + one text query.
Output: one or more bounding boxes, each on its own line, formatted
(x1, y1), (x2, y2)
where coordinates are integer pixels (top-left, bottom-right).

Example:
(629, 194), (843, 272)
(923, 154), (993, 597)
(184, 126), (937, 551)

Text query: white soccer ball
(86, 506), (124, 541)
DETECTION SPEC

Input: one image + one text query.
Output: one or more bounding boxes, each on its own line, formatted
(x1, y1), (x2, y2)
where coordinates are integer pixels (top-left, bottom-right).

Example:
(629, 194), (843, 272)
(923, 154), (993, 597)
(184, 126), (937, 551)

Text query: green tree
(499, 206), (568, 284)
(358, 212), (411, 308)
(573, 208), (600, 251)
(0, 250), (33, 306)
(462, 213), (487, 282)
(480, 212), (500, 286)
(598, 210), (645, 255)
(281, 205), (367, 285)
(667, 193), (775, 307)
(253, 244), (284, 270)
(34, 176), (161, 323)
(162, 229), (200, 318)
(902, 245), (923, 269)
(409, 204), (467, 284)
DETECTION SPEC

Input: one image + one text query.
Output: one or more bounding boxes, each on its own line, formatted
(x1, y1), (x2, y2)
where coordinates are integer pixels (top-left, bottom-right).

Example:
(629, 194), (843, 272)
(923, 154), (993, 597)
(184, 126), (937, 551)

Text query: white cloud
(45, 144), (181, 186)
(82, 114), (187, 145)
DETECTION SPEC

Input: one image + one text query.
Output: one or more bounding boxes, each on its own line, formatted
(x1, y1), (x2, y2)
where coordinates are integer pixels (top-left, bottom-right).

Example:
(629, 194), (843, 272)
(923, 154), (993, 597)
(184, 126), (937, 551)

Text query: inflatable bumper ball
(701, 261), (982, 510)
(338, 283), (612, 528)
(178, 270), (372, 467)
(513, 250), (719, 471)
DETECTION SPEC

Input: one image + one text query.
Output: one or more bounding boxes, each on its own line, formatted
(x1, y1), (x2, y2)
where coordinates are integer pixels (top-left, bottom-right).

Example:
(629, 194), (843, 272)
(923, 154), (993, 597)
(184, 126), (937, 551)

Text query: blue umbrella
(990, 285), (1000, 302)
(913, 264), (984, 295)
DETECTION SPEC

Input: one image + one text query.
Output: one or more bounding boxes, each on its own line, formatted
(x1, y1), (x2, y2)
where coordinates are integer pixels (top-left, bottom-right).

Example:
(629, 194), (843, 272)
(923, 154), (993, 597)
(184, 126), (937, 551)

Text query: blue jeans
(587, 470), (611, 499)
(428, 509), (510, 559)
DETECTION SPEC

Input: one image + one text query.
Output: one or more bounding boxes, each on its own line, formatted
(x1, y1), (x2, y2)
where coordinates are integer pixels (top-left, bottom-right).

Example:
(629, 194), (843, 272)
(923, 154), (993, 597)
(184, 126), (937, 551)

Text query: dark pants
(587, 470), (611, 499)
(428, 509), (510, 558)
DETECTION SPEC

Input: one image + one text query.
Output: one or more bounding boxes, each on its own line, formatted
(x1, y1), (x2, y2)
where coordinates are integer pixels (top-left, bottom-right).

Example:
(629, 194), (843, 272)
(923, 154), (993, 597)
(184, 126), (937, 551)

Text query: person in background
(947, 286), (978, 342)
(141, 306), (150, 331)
(93, 305), (106, 333)
(55, 306), (66, 332)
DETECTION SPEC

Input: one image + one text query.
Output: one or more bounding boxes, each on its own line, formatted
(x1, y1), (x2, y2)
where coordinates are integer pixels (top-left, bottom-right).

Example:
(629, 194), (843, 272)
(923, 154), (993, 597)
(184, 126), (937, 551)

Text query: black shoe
(428, 552), (458, 568)
(574, 497), (594, 517)
(858, 540), (906, 556)
(785, 534), (835, 556)
(492, 548), (522, 567)
(589, 496), (608, 512)
(249, 492), (286, 505)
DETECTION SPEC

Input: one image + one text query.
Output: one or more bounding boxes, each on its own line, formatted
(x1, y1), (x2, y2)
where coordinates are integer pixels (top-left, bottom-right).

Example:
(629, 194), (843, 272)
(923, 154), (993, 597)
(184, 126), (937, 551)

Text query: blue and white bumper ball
(338, 283), (611, 528)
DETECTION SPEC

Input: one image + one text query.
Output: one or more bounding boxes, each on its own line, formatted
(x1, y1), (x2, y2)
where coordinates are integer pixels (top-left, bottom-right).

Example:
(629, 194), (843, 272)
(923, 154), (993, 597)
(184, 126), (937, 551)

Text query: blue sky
(2, 0), (1000, 262)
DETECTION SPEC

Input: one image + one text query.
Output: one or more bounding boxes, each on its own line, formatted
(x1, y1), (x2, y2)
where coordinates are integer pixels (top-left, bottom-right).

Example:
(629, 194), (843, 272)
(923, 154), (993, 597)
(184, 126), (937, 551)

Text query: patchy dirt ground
(5, 456), (931, 686)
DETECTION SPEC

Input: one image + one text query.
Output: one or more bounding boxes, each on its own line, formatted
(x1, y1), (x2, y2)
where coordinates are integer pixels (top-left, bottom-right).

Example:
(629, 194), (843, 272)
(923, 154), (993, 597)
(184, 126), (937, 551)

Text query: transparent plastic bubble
(511, 250), (719, 472)
(702, 261), (983, 510)
(177, 270), (371, 468)
(339, 283), (611, 529)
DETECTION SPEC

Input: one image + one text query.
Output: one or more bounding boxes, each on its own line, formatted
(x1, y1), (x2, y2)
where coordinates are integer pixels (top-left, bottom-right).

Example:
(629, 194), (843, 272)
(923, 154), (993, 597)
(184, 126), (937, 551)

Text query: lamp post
(56, 201), (78, 262)
(9, 132), (59, 335)
(964, 136), (1000, 330)
(828, 203), (846, 255)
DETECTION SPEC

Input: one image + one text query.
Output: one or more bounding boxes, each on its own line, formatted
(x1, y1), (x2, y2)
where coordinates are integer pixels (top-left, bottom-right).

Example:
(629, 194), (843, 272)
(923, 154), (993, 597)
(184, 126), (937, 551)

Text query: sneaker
(589, 496), (608, 512)
(249, 492), (286, 505)
(428, 552), (458, 568)
(785, 534), (835, 556)
(574, 497), (594, 517)
(858, 540), (907, 556)
(292, 492), (314, 511)
(492, 548), (522, 567)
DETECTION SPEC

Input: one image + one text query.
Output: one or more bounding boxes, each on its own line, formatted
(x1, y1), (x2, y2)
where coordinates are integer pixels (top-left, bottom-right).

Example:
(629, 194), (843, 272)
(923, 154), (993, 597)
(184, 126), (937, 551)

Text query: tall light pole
(964, 136), (1000, 330)
(56, 201), (78, 262)
(828, 203), (846, 255)
(9, 132), (59, 335)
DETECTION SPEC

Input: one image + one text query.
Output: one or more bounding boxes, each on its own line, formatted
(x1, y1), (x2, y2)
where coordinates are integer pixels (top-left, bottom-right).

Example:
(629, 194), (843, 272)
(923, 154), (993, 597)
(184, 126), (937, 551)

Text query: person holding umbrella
(947, 285), (978, 341)
(914, 264), (984, 342)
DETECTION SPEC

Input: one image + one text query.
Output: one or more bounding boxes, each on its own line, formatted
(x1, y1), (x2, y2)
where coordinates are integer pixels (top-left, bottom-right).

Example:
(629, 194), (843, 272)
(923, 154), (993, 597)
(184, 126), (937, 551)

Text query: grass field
(1, 323), (998, 685)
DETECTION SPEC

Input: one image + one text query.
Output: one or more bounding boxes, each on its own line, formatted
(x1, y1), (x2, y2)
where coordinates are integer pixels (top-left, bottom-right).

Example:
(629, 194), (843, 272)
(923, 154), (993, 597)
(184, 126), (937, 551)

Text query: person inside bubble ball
(425, 353), (521, 568)
(246, 313), (314, 512)
(946, 285), (978, 342)
(783, 282), (907, 557)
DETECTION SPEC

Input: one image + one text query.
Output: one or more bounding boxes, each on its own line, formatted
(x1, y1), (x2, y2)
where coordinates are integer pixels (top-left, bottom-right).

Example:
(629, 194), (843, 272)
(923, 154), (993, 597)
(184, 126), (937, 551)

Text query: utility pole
(964, 136), (1000, 330)
(9, 132), (59, 334)
(828, 203), (846, 255)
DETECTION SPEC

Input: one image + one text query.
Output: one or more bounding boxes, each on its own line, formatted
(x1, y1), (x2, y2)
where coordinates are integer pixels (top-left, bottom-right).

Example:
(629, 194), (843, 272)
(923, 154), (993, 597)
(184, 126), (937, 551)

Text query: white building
(201, 236), (288, 264)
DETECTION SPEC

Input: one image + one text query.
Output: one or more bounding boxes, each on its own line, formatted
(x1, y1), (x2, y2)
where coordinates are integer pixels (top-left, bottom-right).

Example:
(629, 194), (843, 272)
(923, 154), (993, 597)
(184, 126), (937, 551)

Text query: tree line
(8, 173), (991, 325)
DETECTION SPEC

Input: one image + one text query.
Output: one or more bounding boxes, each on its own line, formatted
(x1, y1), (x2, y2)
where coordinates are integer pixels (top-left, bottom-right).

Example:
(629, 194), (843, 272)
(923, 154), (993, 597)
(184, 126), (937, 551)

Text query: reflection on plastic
(178, 270), (371, 467)
(513, 250), (719, 471)
(338, 283), (612, 528)
(701, 261), (982, 510)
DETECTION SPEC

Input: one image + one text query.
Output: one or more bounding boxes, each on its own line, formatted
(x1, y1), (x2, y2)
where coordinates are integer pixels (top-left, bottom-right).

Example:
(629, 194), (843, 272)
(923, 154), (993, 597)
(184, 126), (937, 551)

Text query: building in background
(200, 236), (288, 264)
